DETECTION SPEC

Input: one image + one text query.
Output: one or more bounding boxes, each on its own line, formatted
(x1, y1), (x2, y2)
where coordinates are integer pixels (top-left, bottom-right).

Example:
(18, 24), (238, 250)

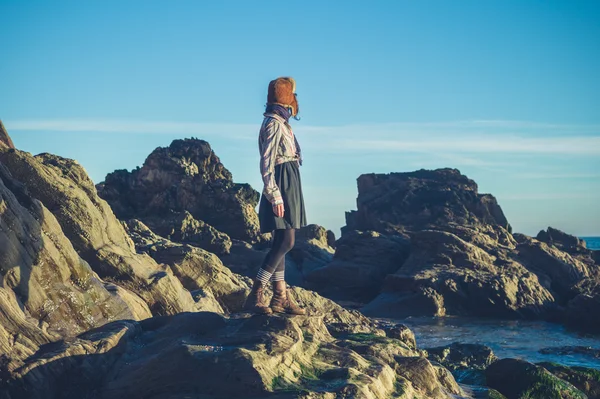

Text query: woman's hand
(273, 203), (285, 218)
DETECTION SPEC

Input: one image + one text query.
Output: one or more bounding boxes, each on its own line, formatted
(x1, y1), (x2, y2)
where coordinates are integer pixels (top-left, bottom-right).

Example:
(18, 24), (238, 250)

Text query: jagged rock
(286, 224), (335, 286)
(379, 323), (417, 350)
(0, 149), (198, 317)
(486, 358), (588, 399)
(343, 168), (512, 239)
(97, 138), (262, 243)
(362, 230), (555, 319)
(123, 219), (248, 313)
(538, 362), (600, 399)
(425, 343), (498, 371)
(538, 227), (586, 251)
(0, 121), (15, 150)
(0, 161), (150, 376)
(565, 287), (600, 333)
(144, 210), (232, 255)
(3, 311), (461, 399)
(306, 230), (410, 302)
(516, 234), (594, 300)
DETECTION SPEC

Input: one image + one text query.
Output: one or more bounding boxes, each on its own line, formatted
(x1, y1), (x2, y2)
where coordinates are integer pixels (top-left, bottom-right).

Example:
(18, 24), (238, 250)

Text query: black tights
(260, 229), (295, 274)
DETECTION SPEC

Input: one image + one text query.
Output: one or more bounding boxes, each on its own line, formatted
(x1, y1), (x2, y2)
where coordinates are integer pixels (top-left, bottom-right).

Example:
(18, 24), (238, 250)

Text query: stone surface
(306, 230), (410, 302)
(425, 343), (498, 371)
(0, 121), (15, 150)
(0, 149), (198, 317)
(144, 210), (232, 255)
(343, 168), (511, 238)
(362, 230), (555, 319)
(486, 358), (587, 399)
(97, 138), (262, 243)
(0, 161), (147, 375)
(538, 362), (600, 399)
(123, 219), (249, 313)
(3, 311), (463, 399)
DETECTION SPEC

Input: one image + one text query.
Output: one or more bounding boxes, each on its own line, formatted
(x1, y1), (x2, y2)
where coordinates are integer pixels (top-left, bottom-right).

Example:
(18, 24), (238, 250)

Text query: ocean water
(396, 317), (600, 369)
(581, 236), (600, 250)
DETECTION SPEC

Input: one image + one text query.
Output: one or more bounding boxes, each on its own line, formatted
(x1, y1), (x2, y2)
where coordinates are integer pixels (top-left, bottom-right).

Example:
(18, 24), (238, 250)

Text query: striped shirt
(258, 113), (302, 205)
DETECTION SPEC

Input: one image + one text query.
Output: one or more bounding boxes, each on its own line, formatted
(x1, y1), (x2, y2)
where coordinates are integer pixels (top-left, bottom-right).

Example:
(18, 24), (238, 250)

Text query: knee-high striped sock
(256, 268), (273, 286)
(271, 270), (285, 282)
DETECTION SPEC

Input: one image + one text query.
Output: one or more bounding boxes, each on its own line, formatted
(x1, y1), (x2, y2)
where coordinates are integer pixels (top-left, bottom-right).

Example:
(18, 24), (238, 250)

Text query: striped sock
(256, 268), (273, 286)
(271, 270), (285, 282)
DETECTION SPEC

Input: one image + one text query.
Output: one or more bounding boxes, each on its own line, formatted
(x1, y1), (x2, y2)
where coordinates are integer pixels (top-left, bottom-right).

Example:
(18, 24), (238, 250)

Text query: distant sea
(581, 236), (600, 250)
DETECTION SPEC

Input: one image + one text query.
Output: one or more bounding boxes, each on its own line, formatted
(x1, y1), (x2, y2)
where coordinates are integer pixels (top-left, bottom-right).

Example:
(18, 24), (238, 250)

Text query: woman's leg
(256, 229), (295, 285)
(266, 230), (305, 315)
(244, 229), (295, 314)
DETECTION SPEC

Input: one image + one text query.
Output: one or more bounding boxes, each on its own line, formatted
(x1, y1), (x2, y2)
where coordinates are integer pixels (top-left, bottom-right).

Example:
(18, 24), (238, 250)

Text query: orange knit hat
(267, 77), (299, 117)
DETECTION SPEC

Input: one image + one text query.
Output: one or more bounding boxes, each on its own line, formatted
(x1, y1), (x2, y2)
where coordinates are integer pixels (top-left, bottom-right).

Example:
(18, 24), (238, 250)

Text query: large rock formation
(97, 138), (262, 244)
(343, 168), (512, 238)
(3, 312), (465, 399)
(0, 161), (148, 375)
(0, 149), (199, 317)
(486, 358), (588, 399)
(316, 168), (600, 330)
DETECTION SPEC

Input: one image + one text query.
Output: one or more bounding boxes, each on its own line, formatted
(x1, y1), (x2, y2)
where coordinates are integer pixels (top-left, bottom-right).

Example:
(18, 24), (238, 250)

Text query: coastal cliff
(1, 126), (598, 399)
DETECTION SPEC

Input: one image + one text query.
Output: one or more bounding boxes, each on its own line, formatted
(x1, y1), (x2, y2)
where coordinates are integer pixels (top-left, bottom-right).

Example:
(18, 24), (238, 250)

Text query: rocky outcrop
(3, 312), (464, 399)
(343, 168), (512, 238)
(124, 219), (249, 313)
(0, 149), (201, 317)
(306, 230), (410, 302)
(486, 358), (588, 399)
(426, 343), (498, 371)
(97, 138), (262, 244)
(538, 362), (600, 399)
(324, 168), (600, 330)
(0, 120), (15, 149)
(362, 230), (555, 319)
(0, 160), (148, 375)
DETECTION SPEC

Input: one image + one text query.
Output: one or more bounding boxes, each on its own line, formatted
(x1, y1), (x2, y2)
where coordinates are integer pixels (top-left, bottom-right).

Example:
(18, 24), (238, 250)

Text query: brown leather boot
(243, 280), (273, 314)
(270, 281), (306, 315)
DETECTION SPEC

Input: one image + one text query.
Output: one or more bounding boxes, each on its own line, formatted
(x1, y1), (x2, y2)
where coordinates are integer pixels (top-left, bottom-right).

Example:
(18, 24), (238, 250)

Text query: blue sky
(1, 0), (599, 236)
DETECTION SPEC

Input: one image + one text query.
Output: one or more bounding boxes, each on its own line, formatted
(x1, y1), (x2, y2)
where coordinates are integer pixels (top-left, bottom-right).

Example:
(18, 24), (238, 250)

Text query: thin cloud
(6, 118), (600, 155)
(6, 119), (257, 140)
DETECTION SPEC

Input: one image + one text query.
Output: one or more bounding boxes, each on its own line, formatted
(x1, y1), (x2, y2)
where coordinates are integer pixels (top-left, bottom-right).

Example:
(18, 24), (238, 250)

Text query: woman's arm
(259, 118), (284, 206)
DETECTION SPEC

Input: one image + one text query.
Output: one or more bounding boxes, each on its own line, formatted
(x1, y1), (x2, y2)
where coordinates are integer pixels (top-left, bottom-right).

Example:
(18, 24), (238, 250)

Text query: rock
(343, 168), (511, 238)
(486, 358), (587, 399)
(306, 230), (410, 302)
(123, 219), (249, 313)
(362, 230), (555, 319)
(97, 138), (262, 243)
(286, 224), (335, 287)
(537, 227), (587, 253)
(381, 323), (417, 350)
(425, 343), (498, 371)
(565, 291), (600, 333)
(538, 362), (600, 399)
(0, 162), (143, 373)
(144, 210), (232, 255)
(516, 234), (593, 300)
(218, 238), (269, 277)
(3, 311), (460, 399)
(0, 149), (199, 317)
(0, 121), (15, 149)
(394, 356), (461, 398)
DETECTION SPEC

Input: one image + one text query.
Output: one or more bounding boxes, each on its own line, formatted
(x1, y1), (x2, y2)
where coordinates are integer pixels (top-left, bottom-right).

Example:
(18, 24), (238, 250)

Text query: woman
(244, 77), (307, 315)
